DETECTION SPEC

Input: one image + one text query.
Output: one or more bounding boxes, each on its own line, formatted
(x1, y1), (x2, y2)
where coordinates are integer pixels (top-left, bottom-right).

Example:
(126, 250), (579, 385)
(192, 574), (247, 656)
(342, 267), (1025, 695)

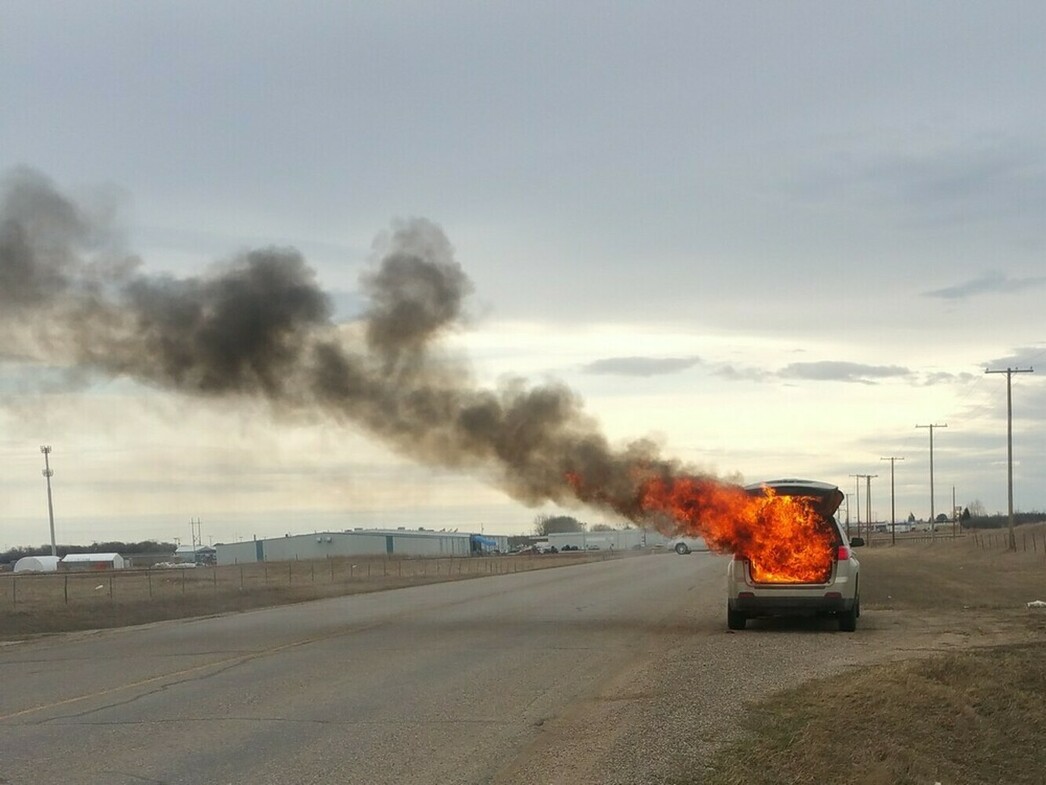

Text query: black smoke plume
(1, 168), (694, 521)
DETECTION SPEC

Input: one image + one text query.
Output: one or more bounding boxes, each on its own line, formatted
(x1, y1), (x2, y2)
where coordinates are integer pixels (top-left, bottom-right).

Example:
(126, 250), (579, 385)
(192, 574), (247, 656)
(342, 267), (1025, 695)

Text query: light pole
(40, 445), (57, 556)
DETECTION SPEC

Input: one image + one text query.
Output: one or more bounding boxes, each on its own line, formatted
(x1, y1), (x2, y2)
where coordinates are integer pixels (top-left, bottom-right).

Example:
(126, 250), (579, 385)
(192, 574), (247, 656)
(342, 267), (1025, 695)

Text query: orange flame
(639, 477), (837, 583)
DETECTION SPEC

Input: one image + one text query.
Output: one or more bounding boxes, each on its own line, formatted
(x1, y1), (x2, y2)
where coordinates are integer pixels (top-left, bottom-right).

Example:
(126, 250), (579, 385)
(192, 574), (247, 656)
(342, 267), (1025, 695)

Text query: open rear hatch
(741, 479), (844, 584)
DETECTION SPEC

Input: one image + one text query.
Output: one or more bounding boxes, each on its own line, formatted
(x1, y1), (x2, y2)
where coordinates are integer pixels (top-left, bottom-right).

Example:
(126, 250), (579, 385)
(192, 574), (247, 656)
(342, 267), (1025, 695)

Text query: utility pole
(952, 485), (957, 539)
(863, 475), (877, 541)
(916, 423), (947, 542)
(985, 366), (1034, 551)
(40, 445), (58, 556)
(849, 475), (862, 531)
(851, 474), (876, 542)
(190, 517), (203, 553)
(880, 457), (904, 546)
(844, 493), (852, 537)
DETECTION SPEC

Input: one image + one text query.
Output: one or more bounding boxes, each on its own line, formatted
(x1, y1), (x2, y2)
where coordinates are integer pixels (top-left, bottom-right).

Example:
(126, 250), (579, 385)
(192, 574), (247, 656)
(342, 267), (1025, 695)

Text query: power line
(985, 366), (1034, 551)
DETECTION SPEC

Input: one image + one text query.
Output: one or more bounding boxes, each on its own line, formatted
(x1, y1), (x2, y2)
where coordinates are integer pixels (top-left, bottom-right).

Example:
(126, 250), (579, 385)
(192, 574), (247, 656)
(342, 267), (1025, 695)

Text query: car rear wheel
(674, 543), (690, 555)
(727, 607), (746, 631)
(838, 601), (858, 632)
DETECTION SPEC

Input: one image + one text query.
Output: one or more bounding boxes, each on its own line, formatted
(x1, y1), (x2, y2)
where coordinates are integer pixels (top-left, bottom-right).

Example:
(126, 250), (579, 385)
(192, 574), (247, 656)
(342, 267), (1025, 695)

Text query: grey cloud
(714, 364), (771, 382)
(983, 346), (1046, 369)
(779, 361), (911, 385)
(580, 356), (701, 377)
(789, 136), (1046, 254)
(921, 371), (979, 386)
(923, 272), (1046, 300)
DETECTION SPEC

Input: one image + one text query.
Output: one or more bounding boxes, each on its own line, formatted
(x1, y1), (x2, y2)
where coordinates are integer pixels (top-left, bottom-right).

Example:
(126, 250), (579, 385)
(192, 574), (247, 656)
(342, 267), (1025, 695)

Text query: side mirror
(850, 537), (865, 547)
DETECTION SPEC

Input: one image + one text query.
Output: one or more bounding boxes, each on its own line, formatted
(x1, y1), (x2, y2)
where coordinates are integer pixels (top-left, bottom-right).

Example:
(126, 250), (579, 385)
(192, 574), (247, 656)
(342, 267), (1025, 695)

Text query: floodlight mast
(40, 445), (57, 556)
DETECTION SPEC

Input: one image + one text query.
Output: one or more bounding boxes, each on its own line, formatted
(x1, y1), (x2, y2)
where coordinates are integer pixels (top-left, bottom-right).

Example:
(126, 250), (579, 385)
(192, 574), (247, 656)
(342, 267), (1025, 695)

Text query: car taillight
(836, 545), (851, 560)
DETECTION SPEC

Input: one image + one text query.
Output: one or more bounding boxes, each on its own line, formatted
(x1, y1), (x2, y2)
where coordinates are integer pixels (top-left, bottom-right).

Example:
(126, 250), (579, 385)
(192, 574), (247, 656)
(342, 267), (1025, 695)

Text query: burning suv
(726, 479), (863, 632)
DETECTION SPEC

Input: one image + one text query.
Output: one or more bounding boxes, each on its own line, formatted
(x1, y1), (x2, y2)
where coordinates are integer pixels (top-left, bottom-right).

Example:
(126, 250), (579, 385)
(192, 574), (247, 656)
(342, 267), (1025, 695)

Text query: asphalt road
(1, 553), (718, 784)
(3, 551), (891, 784)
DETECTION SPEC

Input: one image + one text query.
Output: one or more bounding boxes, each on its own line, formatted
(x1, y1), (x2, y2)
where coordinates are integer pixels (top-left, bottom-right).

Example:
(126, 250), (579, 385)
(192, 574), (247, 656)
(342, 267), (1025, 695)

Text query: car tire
(727, 607), (746, 631)
(838, 602), (858, 632)
(674, 543), (690, 555)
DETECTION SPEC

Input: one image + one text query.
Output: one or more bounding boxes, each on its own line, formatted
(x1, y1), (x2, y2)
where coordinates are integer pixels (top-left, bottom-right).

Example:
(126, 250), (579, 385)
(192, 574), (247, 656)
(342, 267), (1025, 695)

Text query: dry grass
(861, 526), (1046, 612)
(703, 644), (1046, 785)
(0, 551), (620, 639)
(699, 528), (1046, 785)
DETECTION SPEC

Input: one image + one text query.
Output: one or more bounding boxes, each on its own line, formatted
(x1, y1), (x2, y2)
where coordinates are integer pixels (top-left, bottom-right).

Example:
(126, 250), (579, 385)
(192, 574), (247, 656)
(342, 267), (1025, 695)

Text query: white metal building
(60, 553), (126, 570)
(214, 529), (510, 565)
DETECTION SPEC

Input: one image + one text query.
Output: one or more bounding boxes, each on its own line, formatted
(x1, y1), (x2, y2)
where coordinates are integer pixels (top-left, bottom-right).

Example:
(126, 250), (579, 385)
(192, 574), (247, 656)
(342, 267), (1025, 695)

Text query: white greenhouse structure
(13, 555), (61, 573)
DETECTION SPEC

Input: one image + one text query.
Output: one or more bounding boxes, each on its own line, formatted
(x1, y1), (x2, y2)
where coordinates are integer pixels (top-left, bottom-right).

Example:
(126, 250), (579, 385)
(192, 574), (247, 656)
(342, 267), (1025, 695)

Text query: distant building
(13, 555), (61, 573)
(547, 529), (690, 552)
(173, 545), (217, 565)
(214, 529), (510, 565)
(60, 553), (126, 571)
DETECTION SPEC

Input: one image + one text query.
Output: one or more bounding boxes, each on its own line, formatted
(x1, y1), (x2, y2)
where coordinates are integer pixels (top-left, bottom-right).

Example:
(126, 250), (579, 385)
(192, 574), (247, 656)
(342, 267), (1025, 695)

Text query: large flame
(639, 477), (837, 583)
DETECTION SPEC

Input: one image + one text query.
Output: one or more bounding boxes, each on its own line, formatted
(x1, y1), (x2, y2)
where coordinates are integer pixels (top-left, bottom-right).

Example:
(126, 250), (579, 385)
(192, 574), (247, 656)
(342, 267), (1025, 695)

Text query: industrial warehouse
(214, 528), (510, 565)
(213, 527), (698, 565)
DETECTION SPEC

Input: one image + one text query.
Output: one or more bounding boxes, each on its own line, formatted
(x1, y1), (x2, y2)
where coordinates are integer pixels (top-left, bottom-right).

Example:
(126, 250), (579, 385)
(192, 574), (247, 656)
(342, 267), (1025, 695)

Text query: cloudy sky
(2, 2), (1044, 549)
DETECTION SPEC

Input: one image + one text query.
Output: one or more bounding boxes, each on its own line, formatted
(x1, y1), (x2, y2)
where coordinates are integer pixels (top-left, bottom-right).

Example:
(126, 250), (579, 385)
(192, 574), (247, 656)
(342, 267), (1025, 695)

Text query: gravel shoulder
(492, 549), (1044, 785)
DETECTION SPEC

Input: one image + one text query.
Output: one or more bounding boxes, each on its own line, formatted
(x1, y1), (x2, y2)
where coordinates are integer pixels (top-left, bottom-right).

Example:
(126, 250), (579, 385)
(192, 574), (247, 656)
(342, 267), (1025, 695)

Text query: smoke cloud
(1, 168), (705, 526)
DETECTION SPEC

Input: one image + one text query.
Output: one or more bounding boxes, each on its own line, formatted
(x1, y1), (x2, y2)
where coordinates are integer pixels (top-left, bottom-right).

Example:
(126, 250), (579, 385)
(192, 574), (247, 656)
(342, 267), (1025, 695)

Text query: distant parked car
(726, 479), (863, 632)
(671, 537), (707, 555)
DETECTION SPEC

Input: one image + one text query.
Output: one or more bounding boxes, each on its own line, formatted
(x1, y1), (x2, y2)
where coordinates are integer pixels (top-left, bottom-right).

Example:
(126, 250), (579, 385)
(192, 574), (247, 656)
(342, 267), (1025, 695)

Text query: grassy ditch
(700, 527), (1046, 785)
(0, 550), (624, 639)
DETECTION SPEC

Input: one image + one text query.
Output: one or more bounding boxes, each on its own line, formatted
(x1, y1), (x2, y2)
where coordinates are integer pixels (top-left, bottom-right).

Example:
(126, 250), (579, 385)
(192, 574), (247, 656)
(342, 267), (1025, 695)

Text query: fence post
(147, 570), (152, 599)
(240, 565), (245, 590)
(109, 573), (113, 600)
(64, 574), (69, 604)
(182, 568), (186, 594)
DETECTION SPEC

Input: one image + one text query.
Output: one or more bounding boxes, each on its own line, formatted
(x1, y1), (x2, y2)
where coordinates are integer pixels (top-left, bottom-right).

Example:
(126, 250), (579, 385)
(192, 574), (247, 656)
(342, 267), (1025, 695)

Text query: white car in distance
(670, 537), (708, 554)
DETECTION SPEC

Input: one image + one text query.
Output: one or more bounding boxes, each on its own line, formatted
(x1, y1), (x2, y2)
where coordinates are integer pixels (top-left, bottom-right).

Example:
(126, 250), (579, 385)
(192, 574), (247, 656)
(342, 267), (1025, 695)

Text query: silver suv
(726, 479), (863, 631)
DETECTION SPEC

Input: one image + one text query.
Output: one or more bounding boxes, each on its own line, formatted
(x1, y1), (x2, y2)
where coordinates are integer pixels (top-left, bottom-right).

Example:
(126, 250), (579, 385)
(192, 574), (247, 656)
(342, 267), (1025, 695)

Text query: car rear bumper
(729, 595), (856, 615)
